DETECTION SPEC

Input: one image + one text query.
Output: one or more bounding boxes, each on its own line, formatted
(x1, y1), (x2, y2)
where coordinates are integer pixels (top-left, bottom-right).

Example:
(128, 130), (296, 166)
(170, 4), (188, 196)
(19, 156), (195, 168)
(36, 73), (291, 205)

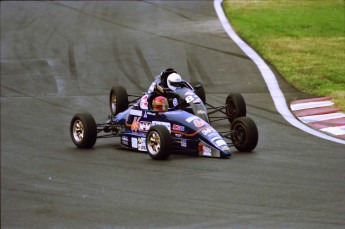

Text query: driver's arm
(148, 76), (161, 94)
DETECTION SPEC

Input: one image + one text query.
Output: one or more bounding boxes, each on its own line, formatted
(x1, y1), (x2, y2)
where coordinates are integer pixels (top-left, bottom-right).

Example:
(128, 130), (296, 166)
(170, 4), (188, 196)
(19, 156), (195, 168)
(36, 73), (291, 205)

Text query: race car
(70, 81), (258, 159)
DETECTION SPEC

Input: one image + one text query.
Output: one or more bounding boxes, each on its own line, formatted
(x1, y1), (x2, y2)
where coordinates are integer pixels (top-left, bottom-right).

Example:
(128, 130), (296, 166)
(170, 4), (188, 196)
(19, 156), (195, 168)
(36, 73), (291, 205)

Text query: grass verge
(222, 0), (345, 111)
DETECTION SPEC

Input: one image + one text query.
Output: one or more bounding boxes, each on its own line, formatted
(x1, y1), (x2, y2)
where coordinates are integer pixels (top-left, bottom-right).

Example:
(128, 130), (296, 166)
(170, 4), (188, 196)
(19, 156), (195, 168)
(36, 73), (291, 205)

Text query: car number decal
(185, 95), (194, 103)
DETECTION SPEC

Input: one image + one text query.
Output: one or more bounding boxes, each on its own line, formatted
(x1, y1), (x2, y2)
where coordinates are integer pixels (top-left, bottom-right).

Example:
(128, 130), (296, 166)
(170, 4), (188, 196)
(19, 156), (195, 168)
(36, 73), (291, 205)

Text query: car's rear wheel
(190, 80), (206, 103)
(70, 113), (97, 148)
(226, 93), (246, 123)
(146, 126), (172, 160)
(109, 86), (128, 116)
(231, 117), (258, 152)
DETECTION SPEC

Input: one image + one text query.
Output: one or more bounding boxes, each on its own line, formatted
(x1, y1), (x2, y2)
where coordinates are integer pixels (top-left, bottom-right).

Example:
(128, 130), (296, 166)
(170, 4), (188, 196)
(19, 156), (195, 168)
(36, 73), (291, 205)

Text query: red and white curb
(290, 97), (345, 140)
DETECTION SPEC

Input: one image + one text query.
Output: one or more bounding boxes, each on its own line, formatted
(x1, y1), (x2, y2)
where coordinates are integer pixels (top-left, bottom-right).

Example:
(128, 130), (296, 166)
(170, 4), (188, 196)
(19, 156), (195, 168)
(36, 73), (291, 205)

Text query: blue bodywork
(113, 102), (231, 158)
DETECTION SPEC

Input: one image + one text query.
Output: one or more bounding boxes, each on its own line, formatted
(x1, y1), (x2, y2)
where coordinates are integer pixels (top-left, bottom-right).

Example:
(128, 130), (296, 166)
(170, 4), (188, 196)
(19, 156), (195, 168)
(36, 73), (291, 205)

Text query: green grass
(222, 0), (345, 111)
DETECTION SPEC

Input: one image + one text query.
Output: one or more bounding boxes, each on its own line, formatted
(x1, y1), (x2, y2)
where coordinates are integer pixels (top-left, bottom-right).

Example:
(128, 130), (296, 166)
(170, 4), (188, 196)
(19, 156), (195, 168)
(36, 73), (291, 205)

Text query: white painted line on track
(290, 100), (334, 111)
(299, 113), (345, 123)
(320, 125), (345, 136)
(214, 0), (345, 144)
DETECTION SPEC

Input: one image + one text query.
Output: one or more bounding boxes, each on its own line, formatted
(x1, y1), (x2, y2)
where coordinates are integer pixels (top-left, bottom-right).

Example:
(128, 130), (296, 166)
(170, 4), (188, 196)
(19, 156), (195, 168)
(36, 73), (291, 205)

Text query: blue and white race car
(70, 81), (258, 160)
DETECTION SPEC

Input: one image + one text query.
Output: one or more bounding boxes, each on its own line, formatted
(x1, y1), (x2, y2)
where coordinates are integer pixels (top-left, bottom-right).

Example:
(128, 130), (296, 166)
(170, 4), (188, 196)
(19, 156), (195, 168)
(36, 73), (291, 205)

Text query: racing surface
(1, 1), (344, 228)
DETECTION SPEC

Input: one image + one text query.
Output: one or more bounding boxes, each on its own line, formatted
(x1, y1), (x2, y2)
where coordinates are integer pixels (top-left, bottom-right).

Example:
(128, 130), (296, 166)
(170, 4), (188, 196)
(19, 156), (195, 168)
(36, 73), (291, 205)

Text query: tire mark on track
(144, 0), (216, 18)
(187, 50), (212, 84)
(134, 43), (153, 83)
(14, 59), (58, 96)
(43, 27), (57, 49)
(164, 36), (250, 61)
(111, 40), (145, 92)
(142, 1), (194, 21)
(187, 55), (198, 83)
(68, 42), (78, 80)
(55, 2), (250, 61)
(1, 85), (30, 98)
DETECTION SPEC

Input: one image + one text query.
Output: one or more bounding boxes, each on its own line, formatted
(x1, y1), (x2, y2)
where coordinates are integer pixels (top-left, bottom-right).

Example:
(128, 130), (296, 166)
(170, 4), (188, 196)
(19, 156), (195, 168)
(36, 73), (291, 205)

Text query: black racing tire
(146, 125), (172, 160)
(190, 81), (206, 103)
(70, 113), (97, 148)
(109, 86), (128, 116)
(231, 117), (258, 152)
(226, 93), (246, 123)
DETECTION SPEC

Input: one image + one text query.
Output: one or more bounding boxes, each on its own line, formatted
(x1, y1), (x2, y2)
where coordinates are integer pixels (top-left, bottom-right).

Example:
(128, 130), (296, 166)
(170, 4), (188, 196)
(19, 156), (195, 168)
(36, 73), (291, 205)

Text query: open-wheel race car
(70, 81), (258, 160)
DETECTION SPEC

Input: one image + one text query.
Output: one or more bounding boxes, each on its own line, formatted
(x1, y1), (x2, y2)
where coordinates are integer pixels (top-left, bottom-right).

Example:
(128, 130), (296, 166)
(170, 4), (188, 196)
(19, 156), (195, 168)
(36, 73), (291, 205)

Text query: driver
(148, 68), (183, 94)
(145, 68), (185, 109)
(152, 96), (169, 112)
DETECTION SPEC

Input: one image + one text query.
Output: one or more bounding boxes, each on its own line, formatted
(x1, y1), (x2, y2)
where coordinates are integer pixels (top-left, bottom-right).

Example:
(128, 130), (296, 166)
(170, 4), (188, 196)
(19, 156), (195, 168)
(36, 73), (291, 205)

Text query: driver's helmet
(167, 73), (182, 91)
(152, 96), (169, 112)
(160, 68), (176, 88)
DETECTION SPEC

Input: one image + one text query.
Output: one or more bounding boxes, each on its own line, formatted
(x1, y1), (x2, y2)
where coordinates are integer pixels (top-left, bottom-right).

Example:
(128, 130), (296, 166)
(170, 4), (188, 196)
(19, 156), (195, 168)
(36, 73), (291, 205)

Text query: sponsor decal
(185, 95), (194, 103)
(193, 119), (205, 128)
(138, 137), (147, 151)
(131, 117), (140, 131)
(211, 136), (222, 142)
(140, 95), (149, 110)
(121, 136), (129, 145)
(175, 133), (182, 137)
(185, 91), (194, 96)
(131, 137), (138, 148)
(203, 146), (212, 156)
(202, 127), (216, 136)
(173, 98), (179, 106)
(181, 139), (187, 147)
(146, 112), (156, 116)
(208, 132), (219, 139)
(186, 116), (199, 123)
(172, 124), (185, 132)
(139, 121), (151, 132)
(152, 121), (171, 132)
(215, 139), (227, 147)
(130, 109), (142, 117)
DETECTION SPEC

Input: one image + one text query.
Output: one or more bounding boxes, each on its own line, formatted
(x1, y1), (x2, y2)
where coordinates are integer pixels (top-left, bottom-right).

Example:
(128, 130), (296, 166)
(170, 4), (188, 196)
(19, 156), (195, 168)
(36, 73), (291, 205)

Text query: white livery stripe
(299, 113), (345, 123)
(320, 126), (345, 136)
(290, 101), (334, 111)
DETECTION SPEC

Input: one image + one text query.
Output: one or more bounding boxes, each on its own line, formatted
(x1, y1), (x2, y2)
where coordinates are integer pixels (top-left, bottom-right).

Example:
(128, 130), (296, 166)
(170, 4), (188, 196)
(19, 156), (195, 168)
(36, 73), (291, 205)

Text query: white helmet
(167, 73), (182, 91)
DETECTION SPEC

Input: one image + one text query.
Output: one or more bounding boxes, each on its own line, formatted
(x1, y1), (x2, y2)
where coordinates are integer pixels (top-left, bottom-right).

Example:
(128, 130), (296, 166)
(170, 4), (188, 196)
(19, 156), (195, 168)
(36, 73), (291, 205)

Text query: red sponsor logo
(193, 119), (205, 127)
(172, 124), (185, 132)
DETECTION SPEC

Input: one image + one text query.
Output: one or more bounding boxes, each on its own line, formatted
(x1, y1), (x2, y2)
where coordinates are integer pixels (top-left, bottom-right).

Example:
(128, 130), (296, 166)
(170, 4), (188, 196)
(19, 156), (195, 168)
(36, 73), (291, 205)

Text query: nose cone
(198, 140), (231, 158)
(219, 145), (231, 158)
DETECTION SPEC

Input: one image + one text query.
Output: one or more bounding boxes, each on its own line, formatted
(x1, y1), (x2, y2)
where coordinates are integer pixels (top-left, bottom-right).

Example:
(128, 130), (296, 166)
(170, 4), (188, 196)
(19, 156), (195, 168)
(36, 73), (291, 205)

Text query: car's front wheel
(70, 113), (97, 148)
(231, 117), (258, 152)
(146, 126), (172, 160)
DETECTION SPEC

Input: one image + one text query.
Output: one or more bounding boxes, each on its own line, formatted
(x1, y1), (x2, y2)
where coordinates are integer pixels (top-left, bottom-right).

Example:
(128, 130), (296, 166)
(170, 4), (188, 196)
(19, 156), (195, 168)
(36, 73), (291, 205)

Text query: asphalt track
(1, 1), (344, 228)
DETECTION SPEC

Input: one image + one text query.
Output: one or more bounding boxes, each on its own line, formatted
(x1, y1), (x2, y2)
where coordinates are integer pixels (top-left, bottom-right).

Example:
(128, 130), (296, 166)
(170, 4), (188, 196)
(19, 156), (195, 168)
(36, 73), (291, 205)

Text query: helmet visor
(155, 103), (168, 111)
(169, 81), (183, 87)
